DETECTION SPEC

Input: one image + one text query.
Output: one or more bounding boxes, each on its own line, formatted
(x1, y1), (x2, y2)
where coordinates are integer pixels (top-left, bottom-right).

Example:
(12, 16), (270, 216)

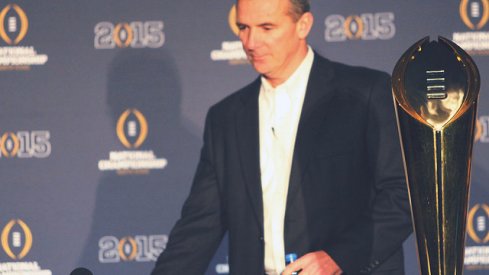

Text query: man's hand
(281, 251), (342, 275)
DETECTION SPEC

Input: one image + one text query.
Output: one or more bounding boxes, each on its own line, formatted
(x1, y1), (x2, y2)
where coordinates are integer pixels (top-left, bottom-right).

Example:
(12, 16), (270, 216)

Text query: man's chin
(251, 64), (269, 75)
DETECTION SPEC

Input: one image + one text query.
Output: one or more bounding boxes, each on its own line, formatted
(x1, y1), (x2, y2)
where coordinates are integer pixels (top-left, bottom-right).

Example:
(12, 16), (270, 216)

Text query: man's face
(236, 0), (308, 82)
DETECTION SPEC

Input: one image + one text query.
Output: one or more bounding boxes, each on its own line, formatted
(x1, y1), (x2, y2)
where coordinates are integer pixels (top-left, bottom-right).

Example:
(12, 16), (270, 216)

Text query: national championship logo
(467, 204), (489, 244)
(453, 0), (489, 55)
(0, 219), (53, 275)
(465, 204), (489, 269)
(0, 4), (28, 45)
(116, 109), (148, 149)
(1, 219), (32, 260)
(460, 0), (489, 30)
(0, 4), (48, 70)
(98, 108), (167, 175)
(210, 4), (247, 64)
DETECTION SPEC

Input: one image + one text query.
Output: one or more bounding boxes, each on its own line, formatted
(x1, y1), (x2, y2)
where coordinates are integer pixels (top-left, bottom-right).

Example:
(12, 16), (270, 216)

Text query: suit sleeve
(151, 107), (226, 274)
(327, 72), (413, 274)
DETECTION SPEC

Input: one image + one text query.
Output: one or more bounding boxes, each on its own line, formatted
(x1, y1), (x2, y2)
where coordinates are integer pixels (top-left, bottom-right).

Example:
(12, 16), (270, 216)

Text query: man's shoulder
(209, 77), (260, 114)
(313, 53), (390, 84)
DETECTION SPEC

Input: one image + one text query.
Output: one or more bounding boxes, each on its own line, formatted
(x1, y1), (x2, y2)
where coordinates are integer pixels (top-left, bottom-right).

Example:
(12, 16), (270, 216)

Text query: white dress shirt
(259, 47), (314, 275)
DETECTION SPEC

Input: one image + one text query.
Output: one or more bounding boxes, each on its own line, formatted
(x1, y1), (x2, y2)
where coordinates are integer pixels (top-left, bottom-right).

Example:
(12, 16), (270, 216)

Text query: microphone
(70, 267), (93, 275)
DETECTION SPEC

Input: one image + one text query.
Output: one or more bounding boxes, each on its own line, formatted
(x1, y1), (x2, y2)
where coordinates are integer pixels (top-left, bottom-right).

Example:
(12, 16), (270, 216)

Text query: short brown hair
(289, 0), (310, 21)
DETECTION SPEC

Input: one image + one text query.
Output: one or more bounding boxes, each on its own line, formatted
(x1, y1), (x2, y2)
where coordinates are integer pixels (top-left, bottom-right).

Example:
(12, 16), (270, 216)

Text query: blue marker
(285, 253), (300, 274)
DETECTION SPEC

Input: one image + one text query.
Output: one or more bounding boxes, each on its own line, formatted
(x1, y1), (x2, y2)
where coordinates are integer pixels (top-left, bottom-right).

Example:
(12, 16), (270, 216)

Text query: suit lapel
(236, 78), (264, 228)
(286, 54), (337, 207)
(234, 55), (338, 229)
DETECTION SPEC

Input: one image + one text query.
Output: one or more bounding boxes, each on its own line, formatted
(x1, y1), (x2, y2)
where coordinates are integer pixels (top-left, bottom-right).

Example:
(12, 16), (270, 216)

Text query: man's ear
(297, 12), (314, 39)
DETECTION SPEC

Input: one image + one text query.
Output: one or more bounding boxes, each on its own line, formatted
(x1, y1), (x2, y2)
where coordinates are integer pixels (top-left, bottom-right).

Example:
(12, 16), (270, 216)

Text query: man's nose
(243, 29), (259, 50)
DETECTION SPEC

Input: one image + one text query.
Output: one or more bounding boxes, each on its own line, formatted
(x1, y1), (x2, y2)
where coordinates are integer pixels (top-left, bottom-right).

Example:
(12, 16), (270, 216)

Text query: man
(151, 0), (412, 274)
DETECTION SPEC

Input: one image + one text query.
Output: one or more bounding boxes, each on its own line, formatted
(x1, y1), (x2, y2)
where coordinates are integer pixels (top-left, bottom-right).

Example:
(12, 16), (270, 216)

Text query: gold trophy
(392, 36), (480, 274)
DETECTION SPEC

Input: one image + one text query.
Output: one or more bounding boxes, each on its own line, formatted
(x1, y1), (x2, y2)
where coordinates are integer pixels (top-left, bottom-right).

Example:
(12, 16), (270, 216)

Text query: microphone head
(70, 267), (93, 275)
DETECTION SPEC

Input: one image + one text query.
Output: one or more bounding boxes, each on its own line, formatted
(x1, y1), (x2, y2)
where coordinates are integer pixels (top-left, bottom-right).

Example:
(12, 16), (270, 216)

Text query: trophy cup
(392, 36), (480, 274)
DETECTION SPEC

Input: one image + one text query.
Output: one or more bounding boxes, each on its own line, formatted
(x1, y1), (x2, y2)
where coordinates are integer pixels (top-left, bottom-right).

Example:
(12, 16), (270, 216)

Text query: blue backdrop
(1, 1), (489, 274)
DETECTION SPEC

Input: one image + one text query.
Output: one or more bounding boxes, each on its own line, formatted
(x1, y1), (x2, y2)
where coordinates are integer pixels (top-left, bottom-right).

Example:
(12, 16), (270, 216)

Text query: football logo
(118, 237), (138, 261)
(113, 23), (134, 48)
(0, 4), (28, 45)
(460, 0), (489, 30)
(1, 219), (33, 260)
(116, 109), (148, 149)
(467, 204), (489, 243)
(344, 15), (364, 40)
(228, 5), (239, 36)
(0, 132), (20, 157)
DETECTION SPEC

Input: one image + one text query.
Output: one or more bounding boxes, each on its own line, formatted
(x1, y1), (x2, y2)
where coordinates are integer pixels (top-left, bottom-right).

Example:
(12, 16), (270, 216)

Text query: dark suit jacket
(151, 53), (412, 275)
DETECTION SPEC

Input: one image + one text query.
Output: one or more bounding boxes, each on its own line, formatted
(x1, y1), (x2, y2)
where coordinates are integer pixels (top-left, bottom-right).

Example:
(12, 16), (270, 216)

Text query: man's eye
(237, 25), (246, 30)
